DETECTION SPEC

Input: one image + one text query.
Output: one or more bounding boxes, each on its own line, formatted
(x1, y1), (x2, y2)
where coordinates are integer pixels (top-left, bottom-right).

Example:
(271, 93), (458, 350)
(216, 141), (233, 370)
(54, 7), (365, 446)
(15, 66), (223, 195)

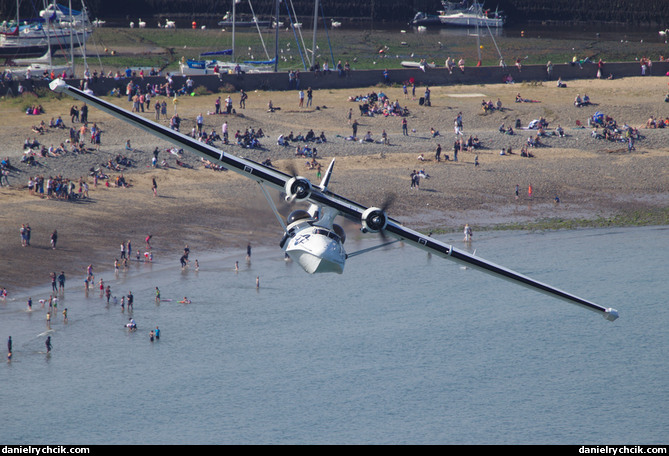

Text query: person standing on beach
(352, 120), (358, 138)
(528, 184), (533, 199)
(58, 271), (65, 292)
(306, 87), (313, 108)
(298, 90), (304, 108)
(152, 177), (157, 197)
(402, 118), (408, 136)
(347, 108), (352, 124)
(464, 224), (473, 242)
(435, 144), (442, 162)
(515, 184), (520, 200)
(50, 229), (58, 249)
(240, 90), (247, 109)
(80, 103), (88, 124)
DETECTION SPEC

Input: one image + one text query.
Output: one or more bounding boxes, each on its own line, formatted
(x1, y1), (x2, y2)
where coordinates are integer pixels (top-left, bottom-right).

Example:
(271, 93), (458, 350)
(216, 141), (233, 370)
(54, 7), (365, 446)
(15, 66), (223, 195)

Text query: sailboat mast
(232, 0), (236, 63)
(70, 0), (75, 76)
(274, 0), (279, 72)
(311, 0), (318, 69)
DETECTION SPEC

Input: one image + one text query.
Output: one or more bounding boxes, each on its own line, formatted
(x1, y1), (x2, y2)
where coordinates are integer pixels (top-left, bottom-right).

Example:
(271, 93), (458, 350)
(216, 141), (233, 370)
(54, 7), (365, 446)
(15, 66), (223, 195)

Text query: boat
(180, 53), (275, 75)
(401, 60), (437, 70)
(183, 0), (277, 75)
(439, 1), (504, 28)
(0, 0), (92, 60)
(410, 12), (443, 27)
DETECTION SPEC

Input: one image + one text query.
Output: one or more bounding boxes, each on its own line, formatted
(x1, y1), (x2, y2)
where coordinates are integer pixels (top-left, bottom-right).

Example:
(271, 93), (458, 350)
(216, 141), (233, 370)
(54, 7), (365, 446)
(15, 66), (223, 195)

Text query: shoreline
(1, 75), (668, 296)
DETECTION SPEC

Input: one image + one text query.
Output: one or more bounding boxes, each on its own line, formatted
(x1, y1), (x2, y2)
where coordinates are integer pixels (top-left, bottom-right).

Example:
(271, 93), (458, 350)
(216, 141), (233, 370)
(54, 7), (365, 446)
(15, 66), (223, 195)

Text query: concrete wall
(2, 60), (666, 99)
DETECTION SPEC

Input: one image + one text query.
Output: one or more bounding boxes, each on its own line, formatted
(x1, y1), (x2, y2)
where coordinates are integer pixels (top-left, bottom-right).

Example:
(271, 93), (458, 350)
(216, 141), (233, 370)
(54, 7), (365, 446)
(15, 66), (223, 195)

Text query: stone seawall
(3, 60), (666, 99)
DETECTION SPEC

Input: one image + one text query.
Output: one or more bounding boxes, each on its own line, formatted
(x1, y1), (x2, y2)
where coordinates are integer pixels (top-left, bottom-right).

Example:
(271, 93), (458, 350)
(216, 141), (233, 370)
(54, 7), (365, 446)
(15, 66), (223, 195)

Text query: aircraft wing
(49, 79), (618, 321)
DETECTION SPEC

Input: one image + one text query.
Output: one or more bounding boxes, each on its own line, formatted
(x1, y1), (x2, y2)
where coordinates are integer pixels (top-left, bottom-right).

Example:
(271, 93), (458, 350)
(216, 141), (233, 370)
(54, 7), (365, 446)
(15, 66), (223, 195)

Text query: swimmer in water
(179, 297), (191, 304)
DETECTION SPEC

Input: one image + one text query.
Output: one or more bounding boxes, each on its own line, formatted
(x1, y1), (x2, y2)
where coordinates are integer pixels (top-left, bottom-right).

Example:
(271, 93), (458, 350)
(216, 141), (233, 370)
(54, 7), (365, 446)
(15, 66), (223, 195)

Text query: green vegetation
(51, 26), (669, 75)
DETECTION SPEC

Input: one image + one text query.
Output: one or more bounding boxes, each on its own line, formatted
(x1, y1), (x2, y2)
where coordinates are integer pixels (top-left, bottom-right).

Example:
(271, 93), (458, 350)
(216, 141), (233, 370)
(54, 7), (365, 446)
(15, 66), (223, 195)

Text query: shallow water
(1, 226), (667, 444)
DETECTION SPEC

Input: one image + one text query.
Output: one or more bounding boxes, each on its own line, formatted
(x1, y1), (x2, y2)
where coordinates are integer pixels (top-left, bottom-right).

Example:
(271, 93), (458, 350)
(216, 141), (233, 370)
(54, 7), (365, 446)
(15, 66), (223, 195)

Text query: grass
(47, 27), (669, 74)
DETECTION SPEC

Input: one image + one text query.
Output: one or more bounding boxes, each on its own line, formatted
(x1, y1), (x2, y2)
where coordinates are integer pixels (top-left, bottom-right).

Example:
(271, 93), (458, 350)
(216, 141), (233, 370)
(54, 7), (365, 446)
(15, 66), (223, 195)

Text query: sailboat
(0, 0), (91, 61)
(439, 1), (504, 28)
(180, 0), (276, 75)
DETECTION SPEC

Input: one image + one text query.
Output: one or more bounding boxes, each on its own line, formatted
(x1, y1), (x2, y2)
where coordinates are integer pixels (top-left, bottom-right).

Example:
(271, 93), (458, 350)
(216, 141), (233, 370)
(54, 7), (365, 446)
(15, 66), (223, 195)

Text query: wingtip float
(48, 78), (619, 322)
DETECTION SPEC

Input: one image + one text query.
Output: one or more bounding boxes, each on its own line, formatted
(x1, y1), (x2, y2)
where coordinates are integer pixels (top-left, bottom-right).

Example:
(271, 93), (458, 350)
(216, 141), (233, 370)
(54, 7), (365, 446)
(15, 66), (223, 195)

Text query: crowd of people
(350, 91), (411, 118)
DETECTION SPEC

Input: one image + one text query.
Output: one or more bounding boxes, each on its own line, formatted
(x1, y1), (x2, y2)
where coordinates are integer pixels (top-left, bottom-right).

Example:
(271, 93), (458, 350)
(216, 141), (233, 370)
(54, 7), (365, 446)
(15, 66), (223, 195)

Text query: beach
(1, 74), (669, 293)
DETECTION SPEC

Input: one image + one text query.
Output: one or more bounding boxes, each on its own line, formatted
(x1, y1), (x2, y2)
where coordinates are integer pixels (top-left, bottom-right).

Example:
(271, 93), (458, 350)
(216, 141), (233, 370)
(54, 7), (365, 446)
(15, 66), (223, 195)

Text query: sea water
(1, 226), (667, 444)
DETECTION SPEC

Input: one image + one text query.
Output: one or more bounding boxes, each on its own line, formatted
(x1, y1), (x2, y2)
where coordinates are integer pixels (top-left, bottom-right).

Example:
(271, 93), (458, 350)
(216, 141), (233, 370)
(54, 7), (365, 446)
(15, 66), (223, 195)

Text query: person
(7, 336), (12, 355)
(239, 89), (247, 109)
(528, 184), (533, 199)
(155, 287), (160, 302)
(27, 296), (32, 311)
(145, 234), (152, 249)
(464, 224), (473, 242)
(435, 144), (442, 162)
(306, 87), (313, 108)
(298, 90), (304, 108)
(62, 308), (68, 323)
(46, 311), (51, 329)
(180, 255), (188, 268)
(45, 336), (52, 354)
(127, 291), (134, 311)
(247, 243), (252, 261)
(50, 229), (58, 249)
(352, 119), (358, 138)
(127, 318), (137, 330)
(402, 118), (408, 136)
(58, 271), (65, 292)
(154, 326), (160, 340)
(152, 177), (157, 197)
(150, 330), (154, 342)
(515, 184), (520, 200)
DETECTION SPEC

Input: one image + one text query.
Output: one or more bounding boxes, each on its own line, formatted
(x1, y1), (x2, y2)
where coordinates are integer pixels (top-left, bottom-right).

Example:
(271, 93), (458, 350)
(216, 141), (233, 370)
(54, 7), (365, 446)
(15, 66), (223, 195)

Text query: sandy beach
(1, 74), (669, 293)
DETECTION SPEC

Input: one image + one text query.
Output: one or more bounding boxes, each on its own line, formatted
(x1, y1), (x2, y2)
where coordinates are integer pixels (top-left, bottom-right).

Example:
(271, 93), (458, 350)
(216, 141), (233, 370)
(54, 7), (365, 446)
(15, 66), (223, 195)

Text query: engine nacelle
(333, 223), (346, 244)
(284, 176), (312, 203)
(361, 207), (388, 233)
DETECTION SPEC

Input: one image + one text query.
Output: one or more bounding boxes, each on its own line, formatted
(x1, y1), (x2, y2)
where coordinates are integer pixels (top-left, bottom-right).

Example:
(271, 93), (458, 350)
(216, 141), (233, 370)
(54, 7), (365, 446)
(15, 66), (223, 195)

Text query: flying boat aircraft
(49, 79), (619, 322)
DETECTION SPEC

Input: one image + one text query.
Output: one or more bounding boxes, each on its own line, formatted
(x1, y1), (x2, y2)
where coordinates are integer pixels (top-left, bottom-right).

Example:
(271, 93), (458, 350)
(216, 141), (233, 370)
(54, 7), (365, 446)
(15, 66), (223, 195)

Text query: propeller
(282, 161), (312, 203)
(360, 193), (395, 237)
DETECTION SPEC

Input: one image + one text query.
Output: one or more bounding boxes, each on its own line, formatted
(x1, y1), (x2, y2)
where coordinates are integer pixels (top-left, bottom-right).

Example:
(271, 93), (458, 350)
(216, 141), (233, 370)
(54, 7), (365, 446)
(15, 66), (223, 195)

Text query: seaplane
(48, 78), (619, 322)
